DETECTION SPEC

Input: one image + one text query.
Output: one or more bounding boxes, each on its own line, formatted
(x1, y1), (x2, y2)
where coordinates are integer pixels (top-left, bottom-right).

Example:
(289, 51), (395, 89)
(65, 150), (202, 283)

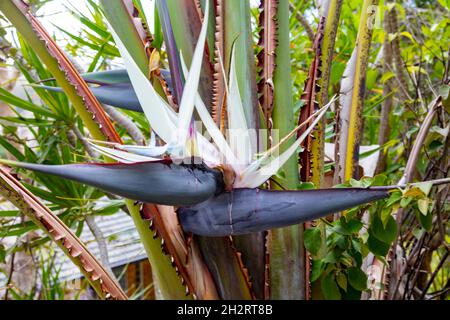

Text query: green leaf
(400, 196), (413, 208)
(335, 235), (348, 250)
(348, 267), (367, 291)
(371, 215), (397, 244)
(316, 222), (328, 259)
(403, 187), (425, 198)
(416, 182), (433, 196)
(340, 252), (354, 267)
(367, 232), (391, 257)
(417, 198), (429, 215)
(333, 217), (363, 235)
(75, 221), (84, 237)
(321, 273), (342, 300)
(400, 31), (415, 43)
(336, 272), (348, 292)
(416, 211), (432, 232)
(95, 200), (125, 216)
(297, 182), (315, 190)
(0, 87), (57, 119)
(323, 248), (341, 264)
(304, 227), (322, 256)
(380, 207), (392, 227)
(311, 260), (325, 282)
(342, 284), (362, 300)
(152, 2), (163, 49)
(372, 174), (387, 186)
(0, 135), (25, 161)
(385, 191), (402, 208)
(351, 238), (362, 253)
(349, 176), (372, 188)
(0, 210), (19, 217)
(99, 0), (149, 73)
(380, 72), (394, 84)
(0, 244), (6, 263)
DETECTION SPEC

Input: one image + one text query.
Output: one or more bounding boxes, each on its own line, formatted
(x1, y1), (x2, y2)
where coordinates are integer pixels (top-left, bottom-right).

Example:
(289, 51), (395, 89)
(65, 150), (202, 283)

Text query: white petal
(237, 97), (335, 188)
(107, 22), (177, 143)
(89, 142), (160, 163)
(227, 45), (253, 166)
(118, 144), (168, 157)
(180, 54), (239, 171)
(177, 0), (209, 147)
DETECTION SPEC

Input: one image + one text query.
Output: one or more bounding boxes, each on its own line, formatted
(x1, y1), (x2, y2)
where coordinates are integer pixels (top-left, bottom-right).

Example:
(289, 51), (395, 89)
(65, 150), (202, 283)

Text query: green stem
(270, 0), (304, 299)
(311, 0), (343, 188)
(99, 0), (149, 74)
(337, 0), (378, 182)
(126, 200), (188, 299)
(223, 0), (259, 130)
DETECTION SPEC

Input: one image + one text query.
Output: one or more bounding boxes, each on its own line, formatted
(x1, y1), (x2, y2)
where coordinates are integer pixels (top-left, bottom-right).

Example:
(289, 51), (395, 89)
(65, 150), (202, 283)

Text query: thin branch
(3, 243), (16, 300)
(376, 10), (394, 174)
(399, 96), (441, 185)
(419, 248), (449, 299)
(85, 215), (114, 276)
(70, 126), (99, 159)
(102, 104), (145, 145)
(289, 3), (315, 42)
(388, 6), (409, 102)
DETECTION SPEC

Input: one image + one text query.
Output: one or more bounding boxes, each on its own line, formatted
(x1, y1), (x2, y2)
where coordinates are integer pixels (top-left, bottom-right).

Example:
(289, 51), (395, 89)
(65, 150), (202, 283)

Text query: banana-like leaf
(222, 0), (259, 131)
(179, 188), (389, 236)
(266, 0), (309, 299)
(196, 236), (254, 300)
(155, 0), (184, 103)
(3, 160), (224, 206)
(317, 0), (342, 108)
(0, 166), (127, 300)
(99, 0), (151, 74)
(164, 0), (215, 110)
(211, 0), (226, 127)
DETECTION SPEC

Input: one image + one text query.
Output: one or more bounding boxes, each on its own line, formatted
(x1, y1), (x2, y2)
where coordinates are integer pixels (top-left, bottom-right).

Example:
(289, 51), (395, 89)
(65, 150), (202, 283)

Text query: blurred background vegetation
(0, 0), (448, 300)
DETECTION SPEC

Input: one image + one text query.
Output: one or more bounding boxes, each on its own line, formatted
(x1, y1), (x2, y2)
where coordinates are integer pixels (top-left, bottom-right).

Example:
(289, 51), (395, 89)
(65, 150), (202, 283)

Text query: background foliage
(0, 0), (448, 300)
